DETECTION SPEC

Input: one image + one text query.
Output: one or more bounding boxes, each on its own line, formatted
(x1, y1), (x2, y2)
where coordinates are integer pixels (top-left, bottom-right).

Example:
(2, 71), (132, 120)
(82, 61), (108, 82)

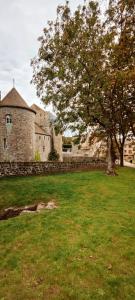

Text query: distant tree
(62, 136), (72, 145)
(48, 148), (59, 161)
(48, 129), (59, 161)
(104, 0), (135, 166)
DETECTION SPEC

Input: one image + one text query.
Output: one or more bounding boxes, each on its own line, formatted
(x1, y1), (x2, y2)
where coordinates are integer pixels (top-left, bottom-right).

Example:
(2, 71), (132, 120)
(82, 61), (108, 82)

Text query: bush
(48, 149), (59, 161)
(35, 151), (41, 161)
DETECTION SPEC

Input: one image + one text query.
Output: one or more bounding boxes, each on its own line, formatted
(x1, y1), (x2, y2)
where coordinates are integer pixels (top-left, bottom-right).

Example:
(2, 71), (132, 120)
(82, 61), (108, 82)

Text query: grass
(0, 167), (135, 300)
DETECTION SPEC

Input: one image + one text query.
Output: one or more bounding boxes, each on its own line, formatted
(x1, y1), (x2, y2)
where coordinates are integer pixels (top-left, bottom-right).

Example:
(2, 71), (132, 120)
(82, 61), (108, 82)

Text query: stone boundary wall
(63, 156), (104, 163)
(0, 161), (107, 178)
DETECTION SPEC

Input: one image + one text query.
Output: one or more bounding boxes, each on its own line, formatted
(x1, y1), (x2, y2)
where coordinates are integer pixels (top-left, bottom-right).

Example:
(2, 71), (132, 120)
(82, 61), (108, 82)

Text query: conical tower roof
(0, 88), (36, 113)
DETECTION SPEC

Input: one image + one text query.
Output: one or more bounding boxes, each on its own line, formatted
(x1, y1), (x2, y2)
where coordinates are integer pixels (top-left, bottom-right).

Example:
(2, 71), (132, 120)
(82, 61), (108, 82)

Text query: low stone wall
(0, 161), (107, 178)
(63, 155), (104, 163)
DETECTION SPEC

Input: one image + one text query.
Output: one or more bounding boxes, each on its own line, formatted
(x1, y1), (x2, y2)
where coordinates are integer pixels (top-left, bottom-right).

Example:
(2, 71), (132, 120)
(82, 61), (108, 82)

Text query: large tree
(31, 0), (135, 174)
(104, 0), (135, 166)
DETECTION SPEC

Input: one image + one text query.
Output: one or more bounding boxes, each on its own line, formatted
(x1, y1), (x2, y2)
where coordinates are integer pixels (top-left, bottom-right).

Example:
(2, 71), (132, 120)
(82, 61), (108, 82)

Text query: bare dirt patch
(0, 201), (57, 221)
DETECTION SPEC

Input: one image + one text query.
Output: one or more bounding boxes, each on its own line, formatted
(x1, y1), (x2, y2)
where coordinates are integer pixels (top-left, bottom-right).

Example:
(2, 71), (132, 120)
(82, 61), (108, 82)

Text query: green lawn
(0, 168), (135, 300)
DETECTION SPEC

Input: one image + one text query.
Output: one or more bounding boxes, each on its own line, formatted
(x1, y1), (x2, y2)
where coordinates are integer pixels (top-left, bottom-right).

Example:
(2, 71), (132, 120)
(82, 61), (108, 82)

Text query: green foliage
(62, 136), (72, 145)
(32, 1), (105, 133)
(34, 150), (41, 161)
(31, 0), (135, 171)
(48, 148), (59, 161)
(0, 168), (135, 299)
(32, 0), (135, 135)
(73, 136), (81, 145)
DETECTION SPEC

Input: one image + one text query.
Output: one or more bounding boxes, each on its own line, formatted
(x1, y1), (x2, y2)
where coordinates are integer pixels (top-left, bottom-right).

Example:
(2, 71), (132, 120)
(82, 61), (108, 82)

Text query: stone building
(31, 103), (63, 162)
(63, 132), (135, 163)
(123, 138), (135, 162)
(0, 88), (62, 162)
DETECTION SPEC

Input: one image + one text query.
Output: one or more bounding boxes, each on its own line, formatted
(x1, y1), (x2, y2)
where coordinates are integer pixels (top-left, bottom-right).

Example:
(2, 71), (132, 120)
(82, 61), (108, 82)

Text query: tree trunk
(119, 146), (124, 167)
(106, 136), (117, 176)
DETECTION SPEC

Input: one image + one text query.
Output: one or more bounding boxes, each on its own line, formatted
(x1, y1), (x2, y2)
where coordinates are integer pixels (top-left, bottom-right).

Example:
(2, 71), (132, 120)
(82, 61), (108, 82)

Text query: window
(4, 138), (7, 149)
(39, 136), (41, 140)
(6, 114), (12, 124)
(43, 146), (45, 152)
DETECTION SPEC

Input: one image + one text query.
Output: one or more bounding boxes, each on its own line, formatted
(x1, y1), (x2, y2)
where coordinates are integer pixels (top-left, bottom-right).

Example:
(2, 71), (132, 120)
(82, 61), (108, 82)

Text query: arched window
(6, 114), (12, 124)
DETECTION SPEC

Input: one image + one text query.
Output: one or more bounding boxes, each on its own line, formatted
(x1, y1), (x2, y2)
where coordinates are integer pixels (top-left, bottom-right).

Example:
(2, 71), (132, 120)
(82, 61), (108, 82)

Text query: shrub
(35, 151), (41, 161)
(48, 148), (59, 161)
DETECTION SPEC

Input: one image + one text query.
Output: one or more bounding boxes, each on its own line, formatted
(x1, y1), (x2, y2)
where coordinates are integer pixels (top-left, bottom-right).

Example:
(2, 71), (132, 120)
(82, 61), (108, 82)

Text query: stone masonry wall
(0, 161), (106, 177)
(0, 107), (35, 162)
(35, 134), (51, 161)
(53, 129), (63, 162)
(63, 156), (105, 163)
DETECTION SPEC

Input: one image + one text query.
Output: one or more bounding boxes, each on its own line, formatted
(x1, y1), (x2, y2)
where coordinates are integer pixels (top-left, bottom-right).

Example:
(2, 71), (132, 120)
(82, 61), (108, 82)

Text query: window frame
(6, 114), (12, 124)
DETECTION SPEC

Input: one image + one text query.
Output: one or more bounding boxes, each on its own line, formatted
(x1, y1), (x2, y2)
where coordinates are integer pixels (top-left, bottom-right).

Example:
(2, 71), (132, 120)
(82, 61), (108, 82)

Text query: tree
(48, 128), (60, 161)
(62, 136), (72, 145)
(104, 0), (135, 166)
(48, 148), (59, 161)
(31, 0), (135, 174)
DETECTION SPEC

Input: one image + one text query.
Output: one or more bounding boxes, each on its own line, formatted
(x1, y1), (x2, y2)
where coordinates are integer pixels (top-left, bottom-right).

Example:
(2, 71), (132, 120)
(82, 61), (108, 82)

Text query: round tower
(0, 88), (36, 162)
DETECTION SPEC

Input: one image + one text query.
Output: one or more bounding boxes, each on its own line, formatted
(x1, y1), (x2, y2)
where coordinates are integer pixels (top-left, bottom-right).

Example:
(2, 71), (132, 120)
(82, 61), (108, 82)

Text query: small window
(39, 136), (41, 140)
(6, 114), (12, 124)
(43, 146), (45, 152)
(4, 138), (7, 149)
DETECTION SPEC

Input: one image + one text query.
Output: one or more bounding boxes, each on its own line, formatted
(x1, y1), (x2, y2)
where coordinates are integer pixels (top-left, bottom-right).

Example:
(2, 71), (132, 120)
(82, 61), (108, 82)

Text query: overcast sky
(0, 0), (107, 110)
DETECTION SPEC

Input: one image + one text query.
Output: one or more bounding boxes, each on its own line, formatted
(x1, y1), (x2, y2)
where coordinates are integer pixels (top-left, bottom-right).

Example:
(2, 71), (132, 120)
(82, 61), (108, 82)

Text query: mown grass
(0, 168), (135, 300)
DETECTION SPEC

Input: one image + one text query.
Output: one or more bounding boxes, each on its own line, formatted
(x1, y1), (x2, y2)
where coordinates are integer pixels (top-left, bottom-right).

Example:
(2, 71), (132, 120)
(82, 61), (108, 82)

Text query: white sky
(0, 0), (107, 110)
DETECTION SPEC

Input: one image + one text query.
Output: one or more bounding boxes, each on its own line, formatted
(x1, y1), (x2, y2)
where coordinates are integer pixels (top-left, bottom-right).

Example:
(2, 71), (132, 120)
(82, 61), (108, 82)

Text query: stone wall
(63, 155), (105, 163)
(0, 107), (35, 162)
(31, 104), (51, 135)
(35, 134), (51, 161)
(0, 161), (106, 177)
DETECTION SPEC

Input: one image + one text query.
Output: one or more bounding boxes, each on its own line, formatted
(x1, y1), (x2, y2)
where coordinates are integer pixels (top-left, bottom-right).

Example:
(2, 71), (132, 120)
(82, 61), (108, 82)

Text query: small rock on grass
(20, 210), (36, 215)
(45, 201), (57, 210)
(108, 264), (112, 270)
(37, 201), (57, 212)
(37, 202), (46, 212)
